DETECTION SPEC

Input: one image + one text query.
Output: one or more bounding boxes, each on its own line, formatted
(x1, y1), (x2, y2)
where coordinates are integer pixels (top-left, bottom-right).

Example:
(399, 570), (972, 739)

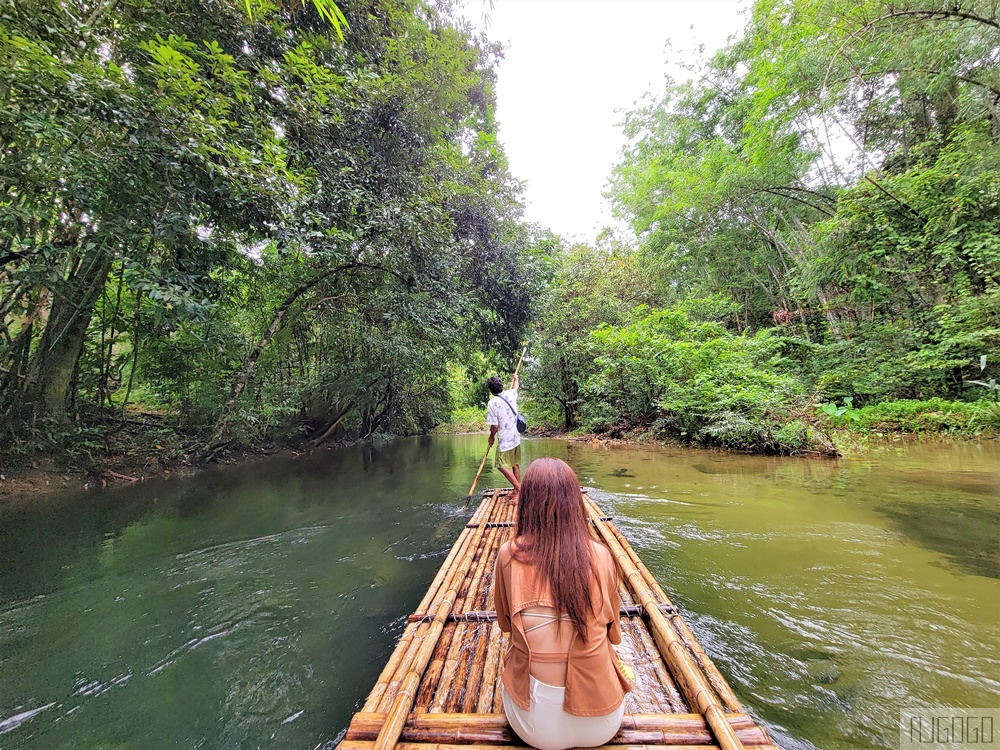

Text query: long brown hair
(511, 458), (597, 638)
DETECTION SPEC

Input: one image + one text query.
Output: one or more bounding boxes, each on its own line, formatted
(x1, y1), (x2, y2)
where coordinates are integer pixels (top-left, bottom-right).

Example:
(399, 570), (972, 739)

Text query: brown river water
(1, 436), (997, 749)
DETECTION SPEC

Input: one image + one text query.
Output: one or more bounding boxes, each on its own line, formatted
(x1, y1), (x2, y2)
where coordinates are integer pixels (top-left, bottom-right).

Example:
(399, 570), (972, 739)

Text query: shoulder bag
(496, 394), (527, 434)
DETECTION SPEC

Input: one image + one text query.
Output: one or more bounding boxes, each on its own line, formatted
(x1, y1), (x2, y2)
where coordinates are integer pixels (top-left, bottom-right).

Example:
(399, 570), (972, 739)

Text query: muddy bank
(0, 427), (346, 503)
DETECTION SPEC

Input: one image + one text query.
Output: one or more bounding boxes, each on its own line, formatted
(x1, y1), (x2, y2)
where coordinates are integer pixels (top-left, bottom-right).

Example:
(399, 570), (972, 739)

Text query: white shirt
(486, 388), (521, 452)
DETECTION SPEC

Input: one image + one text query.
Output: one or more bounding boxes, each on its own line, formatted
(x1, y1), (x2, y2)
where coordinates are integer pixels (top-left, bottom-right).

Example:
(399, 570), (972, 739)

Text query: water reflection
(0, 437), (997, 750)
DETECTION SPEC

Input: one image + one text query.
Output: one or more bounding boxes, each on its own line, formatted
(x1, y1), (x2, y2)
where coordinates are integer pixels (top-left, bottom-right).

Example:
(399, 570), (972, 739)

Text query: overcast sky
(464, 0), (749, 241)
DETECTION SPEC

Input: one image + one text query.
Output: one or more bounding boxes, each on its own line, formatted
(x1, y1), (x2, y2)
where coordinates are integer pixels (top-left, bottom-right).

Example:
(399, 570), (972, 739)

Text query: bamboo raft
(339, 488), (777, 750)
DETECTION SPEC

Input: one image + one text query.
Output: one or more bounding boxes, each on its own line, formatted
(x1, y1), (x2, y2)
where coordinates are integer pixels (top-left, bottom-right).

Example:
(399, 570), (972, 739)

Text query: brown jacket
(493, 538), (632, 716)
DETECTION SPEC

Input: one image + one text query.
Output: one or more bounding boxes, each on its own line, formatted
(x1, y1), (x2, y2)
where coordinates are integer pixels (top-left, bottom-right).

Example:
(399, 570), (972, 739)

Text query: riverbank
(435, 397), (999, 457)
(434, 416), (998, 459)
(5, 406), (997, 502)
(0, 422), (344, 503)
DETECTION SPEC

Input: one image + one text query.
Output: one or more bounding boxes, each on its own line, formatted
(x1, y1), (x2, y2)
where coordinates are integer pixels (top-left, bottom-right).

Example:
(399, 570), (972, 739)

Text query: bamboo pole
(458, 622), (491, 712)
(420, 513), (508, 709)
(460, 522), (502, 612)
(671, 613), (744, 714)
(350, 711), (758, 731)
(438, 520), (503, 711)
(490, 502), (517, 714)
(364, 496), (494, 712)
(342, 742), (781, 750)
(463, 445), (493, 510)
(346, 712), (770, 745)
(416, 629), (450, 712)
(491, 633), (508, 713)
(474, 525), (511, 713)
(585, 511), (746, 750)
(429, 620), (468, 712)
(370, 495), (500, 750)
(631, 618), (688, 712)
(407, 603), (675, 623)
(620, 616), (683, 713)
(430, 622), (473, 712)
(473, 622), (502, 713)
(466, 516), (610, 529)
(456, 529), (503, 711)
(510, 344), (527, 385)
(583, 495), (744, 714)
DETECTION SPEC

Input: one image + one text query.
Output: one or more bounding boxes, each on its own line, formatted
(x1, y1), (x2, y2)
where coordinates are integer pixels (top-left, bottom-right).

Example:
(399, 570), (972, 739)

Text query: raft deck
(339, 489), (776, 750)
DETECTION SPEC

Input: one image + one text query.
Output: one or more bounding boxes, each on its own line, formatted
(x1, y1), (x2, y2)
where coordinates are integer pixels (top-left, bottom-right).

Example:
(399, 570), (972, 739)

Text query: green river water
(1, 436), (997, 749)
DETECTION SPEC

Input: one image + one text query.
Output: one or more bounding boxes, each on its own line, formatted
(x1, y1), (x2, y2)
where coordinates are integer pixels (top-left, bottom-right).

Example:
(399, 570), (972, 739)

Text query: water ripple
(0, 703), (56, 735)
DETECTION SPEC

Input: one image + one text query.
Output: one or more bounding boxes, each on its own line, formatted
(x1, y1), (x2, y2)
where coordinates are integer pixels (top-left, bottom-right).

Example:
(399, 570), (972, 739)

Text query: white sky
(465, 0), (749, 241)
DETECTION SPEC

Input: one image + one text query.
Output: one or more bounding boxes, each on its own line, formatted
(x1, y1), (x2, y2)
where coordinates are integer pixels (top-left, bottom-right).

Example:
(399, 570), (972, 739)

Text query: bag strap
(496, 394), (518, 418)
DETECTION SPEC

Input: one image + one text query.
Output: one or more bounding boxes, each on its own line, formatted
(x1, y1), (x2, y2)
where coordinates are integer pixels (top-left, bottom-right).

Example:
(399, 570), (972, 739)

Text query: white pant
(502, 676), (625, 750)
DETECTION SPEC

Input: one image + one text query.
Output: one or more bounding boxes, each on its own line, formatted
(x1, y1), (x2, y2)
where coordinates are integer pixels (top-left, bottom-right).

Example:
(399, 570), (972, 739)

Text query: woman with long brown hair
(492, 458), (631, 750)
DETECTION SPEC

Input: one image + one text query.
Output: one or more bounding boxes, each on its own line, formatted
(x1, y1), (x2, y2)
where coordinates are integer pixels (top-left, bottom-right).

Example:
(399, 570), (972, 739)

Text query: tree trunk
(814, 287), (844, 341)
(207, 262), (390, 447)
(558, 353), (579, 431)
(22, 249), (112, 423)
(310, 401), (355, 449)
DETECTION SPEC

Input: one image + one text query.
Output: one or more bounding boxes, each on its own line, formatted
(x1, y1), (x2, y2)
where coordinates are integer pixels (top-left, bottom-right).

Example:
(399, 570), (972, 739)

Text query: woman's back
(494, 537), (629, 714)
(511, 537), (611, 686)
(492, 457), (631, 750)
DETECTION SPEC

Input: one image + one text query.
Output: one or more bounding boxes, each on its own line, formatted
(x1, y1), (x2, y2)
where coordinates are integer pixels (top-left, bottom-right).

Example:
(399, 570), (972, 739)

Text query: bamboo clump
(339, 488), (773, 750)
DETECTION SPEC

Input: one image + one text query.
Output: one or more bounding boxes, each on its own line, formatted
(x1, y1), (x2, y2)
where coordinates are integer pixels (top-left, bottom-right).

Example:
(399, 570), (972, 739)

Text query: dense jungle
(2, 0), (999, 485)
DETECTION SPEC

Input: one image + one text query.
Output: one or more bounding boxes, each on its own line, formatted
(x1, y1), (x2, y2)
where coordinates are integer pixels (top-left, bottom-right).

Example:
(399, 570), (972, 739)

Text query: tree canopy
(529, 0), (999, 451)
(1, 0), (542, 454)
(2, 0), (997, 461)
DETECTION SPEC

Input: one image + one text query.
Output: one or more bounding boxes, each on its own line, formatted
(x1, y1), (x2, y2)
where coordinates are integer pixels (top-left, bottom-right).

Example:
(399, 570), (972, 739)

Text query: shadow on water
(876, 500), (1000, 579)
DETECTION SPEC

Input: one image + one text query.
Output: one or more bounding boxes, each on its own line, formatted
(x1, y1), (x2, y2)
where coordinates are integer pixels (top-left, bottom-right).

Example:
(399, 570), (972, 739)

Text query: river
(1, 436), (997, 749)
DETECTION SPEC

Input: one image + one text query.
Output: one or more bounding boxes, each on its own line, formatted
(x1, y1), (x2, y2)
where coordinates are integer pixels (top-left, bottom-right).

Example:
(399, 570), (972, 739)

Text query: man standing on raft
(486, 372), (521, 503)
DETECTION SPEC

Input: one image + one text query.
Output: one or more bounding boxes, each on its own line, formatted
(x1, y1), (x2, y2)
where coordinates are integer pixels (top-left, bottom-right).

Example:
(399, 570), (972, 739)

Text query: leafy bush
(583, 305), (814, 451)
(852, 398), (998, 433)
(432, 406), (486, 434)
(773, 420), (825, 452)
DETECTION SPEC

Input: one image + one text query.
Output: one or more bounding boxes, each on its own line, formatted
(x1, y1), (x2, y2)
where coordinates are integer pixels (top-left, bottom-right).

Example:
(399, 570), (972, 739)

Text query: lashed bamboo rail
(343, 744), (780, 750)
(407, 603), (676, 623)
(581, 496), (743, 714)
(341, 488), (772, 750)
(580, 500), (745, 750)
(346, 713), (771, 745)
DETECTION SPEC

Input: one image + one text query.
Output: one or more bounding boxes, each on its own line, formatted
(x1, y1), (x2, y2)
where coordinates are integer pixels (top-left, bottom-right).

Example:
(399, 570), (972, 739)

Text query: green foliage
(432, 406), (486, 434)
(817, 397), (860, 424)
(773, 419), (824, 452)
(582, 304), (810, 451)
(593, 0), (1000, 451)
(529, 237), (664, 431)
(3, 0), (997, 460)
(0, 0), (537, 453)
(850, 399), (1000, 434)
(244, 0), (348, 40)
